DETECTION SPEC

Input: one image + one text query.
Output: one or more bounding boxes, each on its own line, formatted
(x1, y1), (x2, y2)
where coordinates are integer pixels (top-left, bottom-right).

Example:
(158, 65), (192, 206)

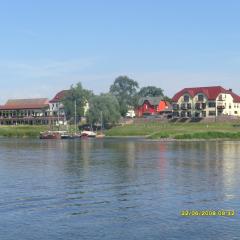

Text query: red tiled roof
(0, 98), (49, 110)
(50, 90), (69, 103)
(172, 86), (240, 103)
(226, 90), (240, 103)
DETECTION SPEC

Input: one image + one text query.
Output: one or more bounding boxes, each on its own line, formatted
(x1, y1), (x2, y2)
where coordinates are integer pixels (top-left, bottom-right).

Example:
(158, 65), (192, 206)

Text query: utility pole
(57, 103), (60, 131)
(74, 100), (77, 134)
(100, 111), (103, 132)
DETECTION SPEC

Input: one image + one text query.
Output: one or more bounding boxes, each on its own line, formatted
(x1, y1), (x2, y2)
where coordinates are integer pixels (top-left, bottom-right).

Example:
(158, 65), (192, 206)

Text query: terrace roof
(0, 98), (49, 110)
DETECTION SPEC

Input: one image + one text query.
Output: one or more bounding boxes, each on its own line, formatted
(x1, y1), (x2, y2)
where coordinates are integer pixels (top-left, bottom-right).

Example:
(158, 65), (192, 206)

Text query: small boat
(96, 133), (105, 138)
(40, 131), (62, 139)
(72, 133), (81, 138)
(61, 133), (73, 139)
(61, 132), (81, 139)
(81, 130), (96, 138)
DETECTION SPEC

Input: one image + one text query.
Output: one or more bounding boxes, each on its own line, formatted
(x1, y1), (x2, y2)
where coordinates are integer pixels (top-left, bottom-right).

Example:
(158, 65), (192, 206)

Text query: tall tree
(138, 86), (164, 98)
(109, 76), (139, 116)
(62, 82), (92, 121)
(163, 95), (173, 103)
(87, 94), (121, 126)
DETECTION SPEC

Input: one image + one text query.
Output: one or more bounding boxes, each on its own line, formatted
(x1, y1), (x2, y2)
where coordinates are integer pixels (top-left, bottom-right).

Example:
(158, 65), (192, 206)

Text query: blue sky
(1, 0), (240, 103)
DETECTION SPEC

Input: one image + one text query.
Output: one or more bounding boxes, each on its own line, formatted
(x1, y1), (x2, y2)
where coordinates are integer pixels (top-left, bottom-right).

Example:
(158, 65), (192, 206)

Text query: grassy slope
(106, 122), (240, 139)
(1, 122), (240, 139)
(0, 125), (48, 137)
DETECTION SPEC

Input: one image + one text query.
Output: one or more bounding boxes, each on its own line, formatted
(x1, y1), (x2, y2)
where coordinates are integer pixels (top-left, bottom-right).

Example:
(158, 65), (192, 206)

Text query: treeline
(62, 75), (170, 126)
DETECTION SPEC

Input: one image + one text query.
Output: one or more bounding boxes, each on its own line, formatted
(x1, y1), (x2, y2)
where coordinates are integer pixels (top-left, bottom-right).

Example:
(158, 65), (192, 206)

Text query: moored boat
(81, 130), (96, 138)
(61, 133), (73, 139)
(96, 133), (105, 138)
(39, 131), (62, 139)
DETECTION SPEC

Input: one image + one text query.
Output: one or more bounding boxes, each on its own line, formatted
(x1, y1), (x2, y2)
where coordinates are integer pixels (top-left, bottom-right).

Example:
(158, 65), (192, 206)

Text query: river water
(0, 138), (240, 240)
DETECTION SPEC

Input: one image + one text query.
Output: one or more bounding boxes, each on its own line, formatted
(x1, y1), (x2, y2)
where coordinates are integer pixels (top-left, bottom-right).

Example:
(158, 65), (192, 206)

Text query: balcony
(172, 104), (179, 110)
(195, 103), (206, 110)
(218, 95), (225, 101)
(180, 111), (186, 118)
(217, 103), (225, 109)
(181, 103), (187, 110)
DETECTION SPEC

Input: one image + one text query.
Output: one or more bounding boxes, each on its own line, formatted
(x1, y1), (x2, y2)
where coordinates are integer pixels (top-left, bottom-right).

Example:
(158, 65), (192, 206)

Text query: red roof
(172, 86), (240, 103)
(50, 90), (69, 103)
(0, 98), (49, 110)
(226, 90), (240, 103)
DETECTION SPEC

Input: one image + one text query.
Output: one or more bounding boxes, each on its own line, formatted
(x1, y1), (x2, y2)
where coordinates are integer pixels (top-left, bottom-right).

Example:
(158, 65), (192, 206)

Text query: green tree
(63, 82), (92, 121)
(87, 94), (121, 127)
(163, 95), (173, 103)
(138, 86), (164, 97)
(109, 76), (139, 116)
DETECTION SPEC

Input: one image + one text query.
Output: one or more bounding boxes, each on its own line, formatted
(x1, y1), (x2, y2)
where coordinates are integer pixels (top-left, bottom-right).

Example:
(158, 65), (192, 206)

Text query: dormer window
(198, 94), (204, 101)
(184, 95), (189, 102)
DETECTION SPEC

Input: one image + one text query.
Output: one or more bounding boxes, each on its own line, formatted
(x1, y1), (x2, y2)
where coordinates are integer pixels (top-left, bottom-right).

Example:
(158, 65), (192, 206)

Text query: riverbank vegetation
(0, 125), (48, 137)
(63, 76), (169, 127)
(105, 121), (240, 140)
(0, 122), (240, 140)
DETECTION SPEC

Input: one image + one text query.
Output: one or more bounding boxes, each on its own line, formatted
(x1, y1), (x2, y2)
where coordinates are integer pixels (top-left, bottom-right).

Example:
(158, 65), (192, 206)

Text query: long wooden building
(0, 98), (64, 125)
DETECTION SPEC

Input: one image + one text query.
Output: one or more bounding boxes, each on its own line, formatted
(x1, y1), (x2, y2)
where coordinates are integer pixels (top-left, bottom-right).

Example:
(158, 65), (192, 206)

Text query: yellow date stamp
(180, 210), (235, 217)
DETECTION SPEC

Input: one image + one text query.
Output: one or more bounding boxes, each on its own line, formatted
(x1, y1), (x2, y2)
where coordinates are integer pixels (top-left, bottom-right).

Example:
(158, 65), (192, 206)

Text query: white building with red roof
(49, 90), (89, 122)
(172, 86), (240, 118)
(49, 90), (69, 118)
(0, 89), (89, 125)
(0, 98), (54, 125)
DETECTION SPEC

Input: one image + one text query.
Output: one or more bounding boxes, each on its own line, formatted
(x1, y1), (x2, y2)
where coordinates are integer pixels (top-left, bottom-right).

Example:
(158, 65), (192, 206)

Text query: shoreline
(1, 122), (240, 141)
(105, 136), (240, 142)
(0, 134), (240, 142)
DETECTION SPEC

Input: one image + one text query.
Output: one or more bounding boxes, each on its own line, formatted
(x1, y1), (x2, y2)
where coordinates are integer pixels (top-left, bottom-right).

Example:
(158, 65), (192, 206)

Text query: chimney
(229, 88), (232, 92)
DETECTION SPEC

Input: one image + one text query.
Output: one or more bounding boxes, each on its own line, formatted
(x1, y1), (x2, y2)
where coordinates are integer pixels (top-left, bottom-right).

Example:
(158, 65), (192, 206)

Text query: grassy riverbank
(1, 122), (240, 140)
(106, 121), (240, 140)
(0, 125), (48, 137)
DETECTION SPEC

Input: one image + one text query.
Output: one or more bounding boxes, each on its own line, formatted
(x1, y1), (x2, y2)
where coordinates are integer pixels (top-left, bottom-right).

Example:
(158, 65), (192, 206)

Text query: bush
(175, 131), (240, 139)
(148, 132), (170, 139)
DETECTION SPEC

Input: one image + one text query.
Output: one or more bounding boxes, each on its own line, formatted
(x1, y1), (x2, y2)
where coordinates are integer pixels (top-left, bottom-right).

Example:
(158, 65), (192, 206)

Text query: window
(173, 112), (179, 117)
(198, 94), (204, 101)
(208, 102), (216, 108)
(181, 111), (186, 117)
(195, 103), (201, 109)
(184, 95), (189, 102)
(173, 104), (179, 110)
(181, 103), (187, 109)
(235, 111), (238, 114)
(209, 111), (216, 116)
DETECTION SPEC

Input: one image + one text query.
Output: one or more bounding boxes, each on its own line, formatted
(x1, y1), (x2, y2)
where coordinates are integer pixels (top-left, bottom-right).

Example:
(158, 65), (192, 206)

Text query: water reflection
(0, 138), (240, 240)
